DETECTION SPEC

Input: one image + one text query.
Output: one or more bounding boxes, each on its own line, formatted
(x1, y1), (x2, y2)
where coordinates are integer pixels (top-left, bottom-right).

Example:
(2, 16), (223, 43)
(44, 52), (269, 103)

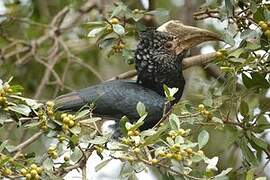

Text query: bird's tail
(54, 91), (85, 111)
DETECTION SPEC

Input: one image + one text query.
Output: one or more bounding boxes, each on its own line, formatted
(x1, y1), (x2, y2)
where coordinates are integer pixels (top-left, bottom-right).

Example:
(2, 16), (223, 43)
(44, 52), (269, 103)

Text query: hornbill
(54, 20), (219, 134)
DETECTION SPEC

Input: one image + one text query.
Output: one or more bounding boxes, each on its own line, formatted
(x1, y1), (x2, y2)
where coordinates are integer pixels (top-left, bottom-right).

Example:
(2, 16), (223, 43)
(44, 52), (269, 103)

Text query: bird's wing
(54, 80), (168, 129)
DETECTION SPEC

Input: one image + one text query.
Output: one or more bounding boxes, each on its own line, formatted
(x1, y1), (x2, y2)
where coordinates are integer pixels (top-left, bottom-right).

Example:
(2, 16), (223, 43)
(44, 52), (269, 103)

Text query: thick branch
(10, 131), (43, 153)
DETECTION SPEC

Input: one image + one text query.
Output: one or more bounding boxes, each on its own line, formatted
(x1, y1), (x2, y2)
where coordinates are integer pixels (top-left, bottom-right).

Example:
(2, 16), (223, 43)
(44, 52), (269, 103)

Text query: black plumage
(55, 80), (168, 130)
(135, 30), (186, 103)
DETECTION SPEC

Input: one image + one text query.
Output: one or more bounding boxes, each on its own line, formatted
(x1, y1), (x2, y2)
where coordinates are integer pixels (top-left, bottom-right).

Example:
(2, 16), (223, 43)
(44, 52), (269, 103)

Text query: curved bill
(157, 20), (221, 54)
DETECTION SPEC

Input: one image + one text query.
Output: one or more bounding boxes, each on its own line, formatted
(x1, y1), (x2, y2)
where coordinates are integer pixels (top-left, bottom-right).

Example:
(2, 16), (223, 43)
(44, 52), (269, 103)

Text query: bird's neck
(136, 55), (185, 103)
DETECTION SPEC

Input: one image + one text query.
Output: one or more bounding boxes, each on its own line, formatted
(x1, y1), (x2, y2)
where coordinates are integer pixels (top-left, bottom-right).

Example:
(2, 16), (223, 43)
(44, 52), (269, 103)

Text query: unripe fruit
(63, 117), (70, 124)
(36, 167), (42, 174)
(216, 51), (223, 59)
(48, 146), (56, 152)
(133, 148), (140, 153)
(174, 154), (183, 160)
(133, 9), (139, 13)
(68, 120), (75, 127)
(186, 148), (193, 154)
(64, 155), (70, 161)
(110, 18), (119, 24)
(198, 104), (205, 110)
(34, 174), (40, 180)
(30, 164), (38, 170)
(261, 23), (268, 31)
(25, 173), (31, 179)
(150, 158), (158, 164)
(46, 101), (55, 107)
(20, 168), (27, 175)
(61, 113), (67, 119)
(197, 150), (204, 156)
(166, 153), (173, 158)
(127, 130), (134, 136)
(30, 169), (38, 176)
(265, 30), (270, 38)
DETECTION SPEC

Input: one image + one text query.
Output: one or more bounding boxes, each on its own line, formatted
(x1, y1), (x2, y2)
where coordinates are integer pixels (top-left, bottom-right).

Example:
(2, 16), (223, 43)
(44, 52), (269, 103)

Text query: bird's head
(135, 20), (220, 100)
(135, 20), (220, 67)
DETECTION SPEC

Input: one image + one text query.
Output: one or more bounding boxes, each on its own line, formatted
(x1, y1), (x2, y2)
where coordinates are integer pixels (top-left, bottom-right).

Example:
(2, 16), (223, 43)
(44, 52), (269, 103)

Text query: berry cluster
(20, 164), (43, 180)
(47, 146), (58, 159)
(60, 113), (76, 132)
(259, 21), (270, 38)
(198, 104), (213, 121)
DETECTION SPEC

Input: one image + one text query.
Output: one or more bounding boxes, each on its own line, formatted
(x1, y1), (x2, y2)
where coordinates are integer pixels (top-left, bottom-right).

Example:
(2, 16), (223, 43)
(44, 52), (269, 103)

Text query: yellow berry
(110, 18), (119, 24)
(68, 114), (75, 120)
(64, 155), (70, 161)
(265, 30), (270, 38)
(25, 173), (31, 179)
(30, 169), (38, 176)
(62, 124), (69, 131)
(186, 148), (193, 154)
(51, 151), (58, 159)
(261, 23), (268, 31)
(197, 150), (204, 156)
(174, 154), (183, 160)
(68, 120), (75, 127)
(169, 130), (176, 137)
(134, 130), (139, 136)
(150, 158), (159, 164)
(216, 51), (224, 59)
(127, 130), (134, 136)
(118, 43), (125, 49)
(47, 110), (54, 116)
(58, 136), (65, 142)
(34, 174), (40, 180)
(36, 167), (42, 174)
(158, 151), (166, 157)
(20, 168), (27, 175)
(63, 117), (69, 124)
(259, 21), (265, 26)
(46, 101), (55, 107)
(133, 148), (140, 153)
(166, 153), (173, 158)
(133, 9), (139, 13)
(30, 164), (38, 170)
(61, 113), (67, 119)
(178, 128), (185, 136)
(198, 104), (204, 109)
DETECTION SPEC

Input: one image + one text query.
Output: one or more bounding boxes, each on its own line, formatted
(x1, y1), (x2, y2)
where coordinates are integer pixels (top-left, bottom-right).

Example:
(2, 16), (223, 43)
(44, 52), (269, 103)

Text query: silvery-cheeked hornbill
(54, 20), (219, 133)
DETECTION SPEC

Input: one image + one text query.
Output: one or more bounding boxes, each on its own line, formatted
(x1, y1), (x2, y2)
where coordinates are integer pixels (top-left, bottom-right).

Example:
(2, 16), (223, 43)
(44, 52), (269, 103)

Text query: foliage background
(0, 0), (269, 179)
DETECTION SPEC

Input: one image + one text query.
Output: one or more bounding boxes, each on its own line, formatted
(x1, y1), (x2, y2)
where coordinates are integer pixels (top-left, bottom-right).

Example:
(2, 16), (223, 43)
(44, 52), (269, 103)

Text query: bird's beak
(157, 20), (221, 54)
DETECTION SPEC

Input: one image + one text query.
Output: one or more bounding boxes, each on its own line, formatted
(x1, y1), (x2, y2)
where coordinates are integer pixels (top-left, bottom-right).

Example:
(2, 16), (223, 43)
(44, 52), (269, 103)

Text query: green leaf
(122, 48), (134, 64)
(214, 168), (233, 179)
(89, 136), (109, 145)
(221, 32), (235, 46)
(119, 116), (128, 135)
(9, 104), (31, 116)
(129, 113), (147, 130)
(246, 169), (254, 180)
(113, 24), (125, 35)
(75, 109), (90, 120)
(238, 137), (259, 166)
(225, 0), (234, 17)
(0, 140), (8, 153)
(198, 130), (209, 149)
(136, 101), (146, 117)
(88, 27), (105, 38)
(240, 100), (249, 116)
(43, 158), (54, 171)
(10, 85), (24, 93)
(250, 134), (268, 150)
(99, 37), (116, 49)
(70, 125), (81, 135)
(70, 147), (83, 163)
(95, 158), (112, 172)
(169, 114), (180, 130)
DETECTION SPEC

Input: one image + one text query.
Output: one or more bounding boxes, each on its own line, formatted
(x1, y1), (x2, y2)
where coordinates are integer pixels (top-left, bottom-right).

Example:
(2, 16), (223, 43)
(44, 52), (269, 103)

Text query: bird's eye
(164, 42), (173, 49)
